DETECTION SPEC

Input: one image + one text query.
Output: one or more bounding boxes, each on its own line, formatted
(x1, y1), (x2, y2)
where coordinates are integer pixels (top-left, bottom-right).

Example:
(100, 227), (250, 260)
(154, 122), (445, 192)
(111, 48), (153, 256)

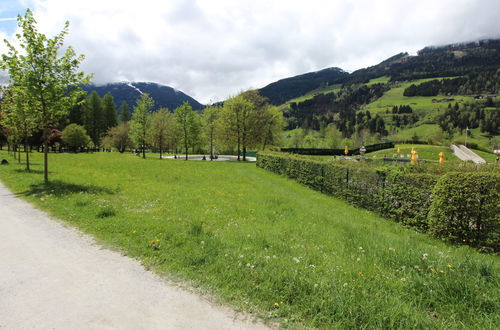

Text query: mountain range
(258, 39), (500, 105)
(81, 39), (499, 111)
(81, 82), (203, 111)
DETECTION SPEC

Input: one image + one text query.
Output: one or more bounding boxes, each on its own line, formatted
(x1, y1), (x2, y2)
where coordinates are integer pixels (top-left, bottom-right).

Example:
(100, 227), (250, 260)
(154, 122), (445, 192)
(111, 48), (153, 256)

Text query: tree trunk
(44, 138), (49, 182)
(210, 130), (214, 160)
(243, 146), (247, 161)
(25, 137), (30, 171)
(18, 144), (21, 163)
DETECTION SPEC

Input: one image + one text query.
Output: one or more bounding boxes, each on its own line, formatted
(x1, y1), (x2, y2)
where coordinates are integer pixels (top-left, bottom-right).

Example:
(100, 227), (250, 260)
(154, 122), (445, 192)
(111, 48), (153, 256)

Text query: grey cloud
(7, 0), (498, 103)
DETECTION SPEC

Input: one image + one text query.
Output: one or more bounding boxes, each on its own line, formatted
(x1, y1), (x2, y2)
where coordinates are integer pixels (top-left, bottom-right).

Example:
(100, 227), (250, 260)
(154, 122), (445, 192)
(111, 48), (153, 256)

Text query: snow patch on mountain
(127, 82), (143, 95)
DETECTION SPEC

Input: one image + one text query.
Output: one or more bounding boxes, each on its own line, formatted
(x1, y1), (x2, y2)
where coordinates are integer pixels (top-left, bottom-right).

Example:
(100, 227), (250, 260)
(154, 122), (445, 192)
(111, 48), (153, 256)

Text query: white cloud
(2, 0), (500, 103)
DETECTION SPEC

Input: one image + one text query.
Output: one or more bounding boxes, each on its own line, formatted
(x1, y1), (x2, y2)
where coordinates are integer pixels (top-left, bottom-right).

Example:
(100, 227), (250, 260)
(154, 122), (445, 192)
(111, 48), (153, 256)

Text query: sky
(1, 0), (499, 103)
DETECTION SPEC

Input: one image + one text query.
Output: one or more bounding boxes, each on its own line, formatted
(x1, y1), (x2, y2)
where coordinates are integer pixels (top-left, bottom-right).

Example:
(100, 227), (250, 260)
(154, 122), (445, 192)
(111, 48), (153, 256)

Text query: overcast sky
(1, 0), (499, 103)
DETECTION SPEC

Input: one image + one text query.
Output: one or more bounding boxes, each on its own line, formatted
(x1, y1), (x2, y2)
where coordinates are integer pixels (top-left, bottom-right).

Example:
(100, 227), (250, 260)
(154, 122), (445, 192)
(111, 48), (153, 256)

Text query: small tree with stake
(131, 93), (154, 159)
(1, 9), (91, 182)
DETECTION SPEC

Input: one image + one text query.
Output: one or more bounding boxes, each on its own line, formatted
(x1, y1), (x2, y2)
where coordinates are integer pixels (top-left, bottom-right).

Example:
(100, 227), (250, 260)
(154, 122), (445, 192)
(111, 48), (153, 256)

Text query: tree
(217, 95), (253, 161)
(148, 108), (174, 159)
(84, 91), (103, 146)
(104, 122), (132, 153)
(174, 102), (199, 160)
(202, 105), (220, 159)
(258, 105), (284, 150)
(0, 86), (39, 170)
(119, 101), (131, 123)
(62, 123), (90, 152)
(0, 9), (91, 182)
(102, 92), (117, 131)
(131, 93), (154, 159)
(217, 91), (270, 161)
(68, 93), (86, 125)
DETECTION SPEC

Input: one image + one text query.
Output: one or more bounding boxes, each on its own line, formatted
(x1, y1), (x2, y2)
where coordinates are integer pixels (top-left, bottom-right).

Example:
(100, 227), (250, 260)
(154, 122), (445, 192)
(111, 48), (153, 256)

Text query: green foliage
(84, 91), (104, 146)
(0, 86), (38, 170)
(201, 105), (220, 157)
(119, 101), (131, 123)
(131, 93), (154, 158)
(428, 173), (499, 251)
(62, 123), (90, 152)
(404, 70), (499, 96)
(174, 102), (199, 159)
(102, 122), (132, 153)
(102, 92), (117, 131)
(0, 9), (91, 181)
(148, 108), (176, 158)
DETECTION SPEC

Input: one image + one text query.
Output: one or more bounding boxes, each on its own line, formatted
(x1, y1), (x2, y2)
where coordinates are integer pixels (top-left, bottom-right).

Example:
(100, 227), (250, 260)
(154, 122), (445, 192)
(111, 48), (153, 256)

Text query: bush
(257, 152), (499, 251)
(62, 124), (91, 152)
(428, 172), (499, 251)
(383, 172), (437, 231)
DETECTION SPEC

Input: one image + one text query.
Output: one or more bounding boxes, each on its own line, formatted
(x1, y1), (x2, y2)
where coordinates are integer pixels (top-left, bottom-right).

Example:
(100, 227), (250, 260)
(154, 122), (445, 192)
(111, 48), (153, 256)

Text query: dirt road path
(0, 181), (267, 329)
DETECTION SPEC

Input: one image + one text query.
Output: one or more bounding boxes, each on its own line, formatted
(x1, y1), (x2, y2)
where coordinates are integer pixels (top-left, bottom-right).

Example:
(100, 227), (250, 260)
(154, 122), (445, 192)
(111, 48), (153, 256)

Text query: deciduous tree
(62, 123), (90, 152)
(174, 102), (197, 160)
(131, 93), (154, 159)
(104, 122), (132, 153)
(148, 108), (174, 159)
(202, 105), (220, 159)
(0, 9), (91, 181)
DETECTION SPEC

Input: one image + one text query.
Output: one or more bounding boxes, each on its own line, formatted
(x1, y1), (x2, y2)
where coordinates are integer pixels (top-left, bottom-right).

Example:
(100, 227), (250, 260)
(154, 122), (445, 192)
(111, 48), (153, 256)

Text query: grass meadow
(0, 151), (498, 328)
(367, 144), (458, 162)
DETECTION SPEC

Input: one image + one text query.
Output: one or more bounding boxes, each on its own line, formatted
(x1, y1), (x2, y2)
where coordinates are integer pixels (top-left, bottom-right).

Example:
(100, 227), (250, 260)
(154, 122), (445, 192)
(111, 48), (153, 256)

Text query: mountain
(258, 39), (500, 106)
(259, 67), (349, 105)
(347, 39), (500, 84)
(82, 82), (203, 111)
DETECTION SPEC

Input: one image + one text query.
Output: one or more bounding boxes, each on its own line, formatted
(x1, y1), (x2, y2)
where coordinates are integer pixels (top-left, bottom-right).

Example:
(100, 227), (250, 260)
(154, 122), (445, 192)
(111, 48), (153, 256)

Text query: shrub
(62, 124), (91, 152)
(428, 172), (499, 251)
(257, 152), (499, 251)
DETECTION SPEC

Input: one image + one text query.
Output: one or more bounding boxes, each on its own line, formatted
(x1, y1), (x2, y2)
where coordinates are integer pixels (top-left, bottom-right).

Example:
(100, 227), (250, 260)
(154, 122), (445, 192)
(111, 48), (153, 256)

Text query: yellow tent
(344, 145), (349, 155)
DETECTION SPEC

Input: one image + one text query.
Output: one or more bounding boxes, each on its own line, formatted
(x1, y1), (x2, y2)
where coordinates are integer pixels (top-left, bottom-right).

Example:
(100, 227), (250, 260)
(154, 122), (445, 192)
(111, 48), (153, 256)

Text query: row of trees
(55, 90), (284, 162)
(437, 101), (500, 136)
(403, 70), (499, 97)
(100, 90), (283, 161)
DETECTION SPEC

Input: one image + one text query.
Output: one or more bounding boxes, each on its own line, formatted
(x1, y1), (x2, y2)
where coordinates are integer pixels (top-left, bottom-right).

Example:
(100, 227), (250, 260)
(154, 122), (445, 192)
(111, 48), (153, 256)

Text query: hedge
(428, 172), (499, 252)
(257, 152), (499, 251)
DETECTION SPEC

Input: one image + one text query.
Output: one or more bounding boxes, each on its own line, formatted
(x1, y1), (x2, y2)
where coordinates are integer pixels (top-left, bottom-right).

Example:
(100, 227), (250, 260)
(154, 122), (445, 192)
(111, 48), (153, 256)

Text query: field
(363, 78), (476, 116)
(0, 151), (498, 328)
(287, 84), (341, 104)
(367, 144), (458, 162)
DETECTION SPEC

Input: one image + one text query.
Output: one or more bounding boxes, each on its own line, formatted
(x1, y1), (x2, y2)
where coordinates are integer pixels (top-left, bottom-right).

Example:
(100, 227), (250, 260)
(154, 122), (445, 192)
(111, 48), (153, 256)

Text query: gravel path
(0, 181), (268, 330)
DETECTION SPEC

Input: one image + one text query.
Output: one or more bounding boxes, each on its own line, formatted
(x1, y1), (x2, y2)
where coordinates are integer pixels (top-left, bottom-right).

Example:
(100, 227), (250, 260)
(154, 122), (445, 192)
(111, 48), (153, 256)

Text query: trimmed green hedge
(428, 172), (499, 252)
(257, 152), (499, 251)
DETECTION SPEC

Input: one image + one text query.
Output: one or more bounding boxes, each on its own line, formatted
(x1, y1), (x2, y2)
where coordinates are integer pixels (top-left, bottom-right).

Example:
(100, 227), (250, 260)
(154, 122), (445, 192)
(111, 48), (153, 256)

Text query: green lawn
(390, 124), (443, 141)
(0, 151), (498, 328)
(287, 84), (341, 104)
(363, 78), (474, 116)
(368, 144), (458, 162)
(366, 76), (390, 86)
